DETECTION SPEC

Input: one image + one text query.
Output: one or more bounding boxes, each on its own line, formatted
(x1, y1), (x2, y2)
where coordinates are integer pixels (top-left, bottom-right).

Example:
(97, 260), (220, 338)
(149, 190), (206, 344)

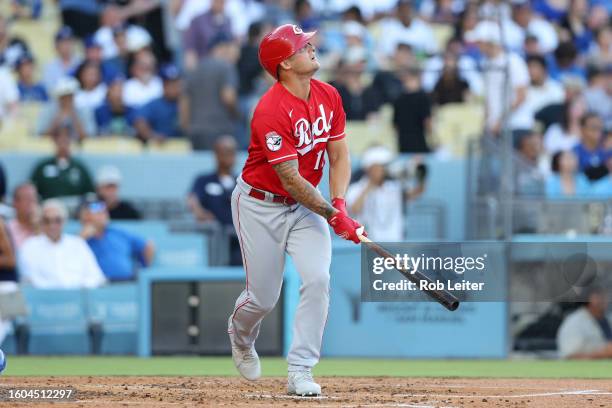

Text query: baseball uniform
(229, 78), (346, 369)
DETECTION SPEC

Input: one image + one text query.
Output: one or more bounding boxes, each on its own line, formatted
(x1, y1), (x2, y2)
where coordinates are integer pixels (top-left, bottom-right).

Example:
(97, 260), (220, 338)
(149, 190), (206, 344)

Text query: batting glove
(331, 197), (348, 215)
(328, 211), (365, 244)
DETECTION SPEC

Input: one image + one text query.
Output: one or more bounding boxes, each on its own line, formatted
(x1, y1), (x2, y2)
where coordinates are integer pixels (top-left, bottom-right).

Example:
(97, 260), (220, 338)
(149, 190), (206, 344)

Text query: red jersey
(241, 79), (346, 196)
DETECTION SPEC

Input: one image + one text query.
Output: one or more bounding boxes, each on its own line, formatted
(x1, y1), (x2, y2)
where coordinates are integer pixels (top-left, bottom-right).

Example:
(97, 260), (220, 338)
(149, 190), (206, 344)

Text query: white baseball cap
(361, 146), (394, 169)
(127, 28), (152, 52)
(343, 21), (366, 39)
(466, 21), (502, 45)
(53, 76), (80, 97)
(96, 165), (122, 186)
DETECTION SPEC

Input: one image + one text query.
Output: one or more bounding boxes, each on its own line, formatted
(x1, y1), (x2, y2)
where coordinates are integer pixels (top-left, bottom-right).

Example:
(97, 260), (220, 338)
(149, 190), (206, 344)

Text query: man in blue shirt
(188, 135), (241, 265)
(80, 200), (155, 281)
(15, 54), (48, 102)
(573, 112), (609, 180)
(133, 64), (182, 144)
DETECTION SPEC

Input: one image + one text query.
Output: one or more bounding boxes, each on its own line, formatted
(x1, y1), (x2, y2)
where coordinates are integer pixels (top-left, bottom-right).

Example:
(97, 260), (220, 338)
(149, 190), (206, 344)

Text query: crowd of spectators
(0, 0), (608, 197)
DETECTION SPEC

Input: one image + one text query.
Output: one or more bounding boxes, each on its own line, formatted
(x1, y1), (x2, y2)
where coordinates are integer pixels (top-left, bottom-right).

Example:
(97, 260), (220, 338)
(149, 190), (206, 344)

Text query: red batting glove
(328, 211), (365, 244)
(330, 198), (368, 238)
(332, 197), (348, 215)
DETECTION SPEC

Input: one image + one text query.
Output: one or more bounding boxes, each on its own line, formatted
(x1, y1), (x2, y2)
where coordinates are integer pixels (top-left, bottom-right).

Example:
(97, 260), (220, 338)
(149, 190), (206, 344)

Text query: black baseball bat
(358, 234), (460, 311)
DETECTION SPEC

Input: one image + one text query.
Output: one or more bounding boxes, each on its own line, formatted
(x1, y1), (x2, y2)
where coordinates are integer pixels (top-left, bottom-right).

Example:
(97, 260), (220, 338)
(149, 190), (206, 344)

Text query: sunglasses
(87, 201), (106, 213)
(42, 216), (63, 225)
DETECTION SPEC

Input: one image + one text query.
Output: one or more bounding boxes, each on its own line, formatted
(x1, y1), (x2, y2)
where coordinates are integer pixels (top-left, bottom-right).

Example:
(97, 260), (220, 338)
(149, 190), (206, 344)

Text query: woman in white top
(74, 61), (107, 113)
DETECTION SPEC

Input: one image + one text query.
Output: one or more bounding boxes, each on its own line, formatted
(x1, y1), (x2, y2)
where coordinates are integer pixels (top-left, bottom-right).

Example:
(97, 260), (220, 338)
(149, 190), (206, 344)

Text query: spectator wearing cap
(19, 199), (106, 289)
(182, 32), (239, 150)
(0, 15), (31, 67)
(37, 76), (96, 140)
(7, 183), (41, 249)
(100, 26), (130, 81)
(393, 66), (432, 153)
(42, 27), (80, 92)
(469, 21), (531, 135)
(74, 60), (107, 113)
(79, 35), (122, 85)
(95, 165), (140, 220)
(376, 0), (439, 59)
(346, 146), (425, 241)
(80, 199), (154, 282)
(122, 50), (162, 108)
(93, 6), (153, 61)
(15, 54), (48, 102)
(183, 0), (233, 71)
(557, 286), (612, 359)
(573, 112), (608, 180)
(133, 64), (182, 143)
(95, 77), (135, 136)
(546, 150), (591, 198)
(58, 0), (101, 39)
(30, 125), (95, 200)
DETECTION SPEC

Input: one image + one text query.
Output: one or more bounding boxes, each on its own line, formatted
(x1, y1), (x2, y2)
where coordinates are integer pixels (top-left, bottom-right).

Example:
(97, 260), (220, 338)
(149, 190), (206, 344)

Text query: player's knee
(303, 272), (330, 292)
(253, 297), (278, 314)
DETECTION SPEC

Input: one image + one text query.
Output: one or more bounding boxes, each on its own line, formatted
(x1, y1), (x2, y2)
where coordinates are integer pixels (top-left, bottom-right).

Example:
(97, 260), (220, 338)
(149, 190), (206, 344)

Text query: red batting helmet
(258, 24), (316, 79)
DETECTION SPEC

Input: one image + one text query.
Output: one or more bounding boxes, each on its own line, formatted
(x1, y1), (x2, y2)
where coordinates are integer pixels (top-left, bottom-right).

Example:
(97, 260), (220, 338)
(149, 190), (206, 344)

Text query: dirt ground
(1, 377), (612, 407)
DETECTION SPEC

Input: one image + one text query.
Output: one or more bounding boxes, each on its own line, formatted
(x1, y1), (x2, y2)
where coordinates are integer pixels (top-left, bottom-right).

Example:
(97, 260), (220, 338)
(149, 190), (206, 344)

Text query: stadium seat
(431, 103), (484, 157)
(345, 105), (397, 156)
(20, 288), (92, 355)
(154, 233), (208, 268)
(85, 284), (139, 354)
(80, 137), (143, 154)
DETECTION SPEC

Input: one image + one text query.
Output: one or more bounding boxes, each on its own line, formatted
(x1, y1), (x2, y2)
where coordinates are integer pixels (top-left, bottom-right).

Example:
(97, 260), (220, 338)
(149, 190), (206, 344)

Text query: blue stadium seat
(85, 284), (138, 355)
(154, 233), (207, 268)
(20, 288), (90, 355)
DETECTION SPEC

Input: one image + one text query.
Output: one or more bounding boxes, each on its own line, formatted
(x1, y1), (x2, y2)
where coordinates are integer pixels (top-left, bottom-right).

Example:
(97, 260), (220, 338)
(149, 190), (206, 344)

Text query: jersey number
(314, 150), (324, 170)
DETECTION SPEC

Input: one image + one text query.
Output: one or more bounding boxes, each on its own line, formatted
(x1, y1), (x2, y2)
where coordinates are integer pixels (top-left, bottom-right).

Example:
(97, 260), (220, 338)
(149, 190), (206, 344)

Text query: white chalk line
(394, 389), (612, 399)
(244, 394), (458, 408)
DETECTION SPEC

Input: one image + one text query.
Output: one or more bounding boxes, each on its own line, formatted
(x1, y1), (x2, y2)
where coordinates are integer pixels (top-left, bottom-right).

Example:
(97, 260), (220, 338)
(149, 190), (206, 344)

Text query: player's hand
(328, 211), (366, 244)
(331, 197), (348, 215)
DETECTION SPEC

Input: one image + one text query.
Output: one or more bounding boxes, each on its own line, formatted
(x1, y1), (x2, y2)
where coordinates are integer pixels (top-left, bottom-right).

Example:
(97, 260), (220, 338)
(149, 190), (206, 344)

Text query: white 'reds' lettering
(294, 104), (334, 155)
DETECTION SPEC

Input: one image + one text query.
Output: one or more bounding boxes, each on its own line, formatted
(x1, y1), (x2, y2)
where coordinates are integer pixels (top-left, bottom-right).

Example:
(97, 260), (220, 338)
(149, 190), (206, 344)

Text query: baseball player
(227, 24), (366, 396)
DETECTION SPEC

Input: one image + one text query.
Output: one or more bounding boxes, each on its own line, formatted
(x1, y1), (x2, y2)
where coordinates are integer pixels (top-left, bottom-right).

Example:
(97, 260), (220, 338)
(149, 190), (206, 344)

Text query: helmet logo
(292, 25), (303, 35)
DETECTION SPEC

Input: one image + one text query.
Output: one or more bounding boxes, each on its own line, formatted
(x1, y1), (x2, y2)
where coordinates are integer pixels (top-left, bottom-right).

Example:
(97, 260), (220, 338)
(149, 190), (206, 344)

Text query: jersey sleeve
(329, 88), (346, 141)
(252, 113), (298, 165)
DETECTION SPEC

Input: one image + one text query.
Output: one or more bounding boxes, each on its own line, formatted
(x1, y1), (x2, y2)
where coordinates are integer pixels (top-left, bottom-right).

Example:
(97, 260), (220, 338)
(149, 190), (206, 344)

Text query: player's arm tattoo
(273, 160), (337, 219)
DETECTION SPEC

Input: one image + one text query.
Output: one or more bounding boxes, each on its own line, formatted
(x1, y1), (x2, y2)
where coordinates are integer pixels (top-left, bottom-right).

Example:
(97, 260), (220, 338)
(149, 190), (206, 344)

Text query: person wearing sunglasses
(18, 199), (106, 288)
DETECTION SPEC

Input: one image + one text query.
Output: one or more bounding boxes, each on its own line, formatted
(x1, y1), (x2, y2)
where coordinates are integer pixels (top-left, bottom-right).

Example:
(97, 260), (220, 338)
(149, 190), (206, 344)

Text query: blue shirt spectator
(572, 113), (609, 180)
(133, 64), (182, 142)
(80, 200), (154, 281)
(94, 78), (135, 136)
(15, 53), (46, 103)
(86, 225), (147, 281)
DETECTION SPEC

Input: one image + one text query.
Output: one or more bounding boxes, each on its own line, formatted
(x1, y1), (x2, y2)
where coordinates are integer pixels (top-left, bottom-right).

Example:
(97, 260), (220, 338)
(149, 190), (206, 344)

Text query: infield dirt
(2, 376), (612, 407)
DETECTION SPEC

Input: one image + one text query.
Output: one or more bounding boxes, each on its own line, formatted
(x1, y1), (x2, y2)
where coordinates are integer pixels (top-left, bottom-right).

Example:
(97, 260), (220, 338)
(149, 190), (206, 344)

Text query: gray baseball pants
(228, 176), (332, 368)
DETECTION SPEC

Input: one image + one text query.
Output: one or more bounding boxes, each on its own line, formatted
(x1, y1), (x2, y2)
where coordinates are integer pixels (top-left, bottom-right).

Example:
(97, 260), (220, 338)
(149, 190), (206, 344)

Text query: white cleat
(228, 317), (261, 381)
(287, 370), (321, 396)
